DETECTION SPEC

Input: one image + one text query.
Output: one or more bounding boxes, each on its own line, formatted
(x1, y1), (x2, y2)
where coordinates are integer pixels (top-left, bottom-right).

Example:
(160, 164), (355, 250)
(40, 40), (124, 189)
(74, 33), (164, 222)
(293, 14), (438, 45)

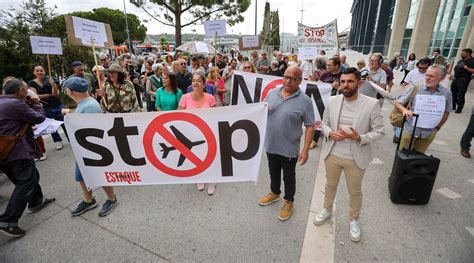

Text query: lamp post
(123, 0), (133, 55)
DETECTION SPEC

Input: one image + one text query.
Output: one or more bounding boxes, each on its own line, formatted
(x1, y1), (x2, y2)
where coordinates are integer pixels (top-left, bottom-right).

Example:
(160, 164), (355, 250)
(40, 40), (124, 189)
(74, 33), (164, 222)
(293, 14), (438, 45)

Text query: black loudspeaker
(389, 150), (440, 204)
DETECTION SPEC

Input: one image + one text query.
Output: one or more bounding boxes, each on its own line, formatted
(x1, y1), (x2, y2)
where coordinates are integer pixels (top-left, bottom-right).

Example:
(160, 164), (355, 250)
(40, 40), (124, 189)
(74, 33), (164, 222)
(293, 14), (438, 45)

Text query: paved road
(1, 50), (473, 262)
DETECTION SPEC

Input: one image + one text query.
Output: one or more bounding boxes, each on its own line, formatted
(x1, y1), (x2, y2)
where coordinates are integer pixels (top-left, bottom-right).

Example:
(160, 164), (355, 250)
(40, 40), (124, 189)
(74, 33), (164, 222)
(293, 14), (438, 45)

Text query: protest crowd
(1, 27), (473, 246)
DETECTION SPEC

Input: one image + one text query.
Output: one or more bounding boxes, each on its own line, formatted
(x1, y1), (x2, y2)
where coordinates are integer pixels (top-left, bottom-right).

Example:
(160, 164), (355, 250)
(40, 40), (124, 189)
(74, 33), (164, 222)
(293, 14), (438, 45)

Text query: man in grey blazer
(313, 68), (384, 242)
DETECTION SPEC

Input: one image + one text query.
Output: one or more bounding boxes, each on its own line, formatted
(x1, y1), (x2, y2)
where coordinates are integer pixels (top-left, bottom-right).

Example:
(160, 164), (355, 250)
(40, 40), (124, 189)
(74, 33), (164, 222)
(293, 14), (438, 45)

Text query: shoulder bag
(389, 85), (419, 128)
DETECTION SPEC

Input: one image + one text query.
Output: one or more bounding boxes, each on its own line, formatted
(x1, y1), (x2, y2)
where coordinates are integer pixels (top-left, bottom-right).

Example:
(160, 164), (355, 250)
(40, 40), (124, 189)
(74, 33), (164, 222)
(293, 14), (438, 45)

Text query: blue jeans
(44, 105), (69, 142)
(0, 159), (44, 227)
(460, 112), (474, 150)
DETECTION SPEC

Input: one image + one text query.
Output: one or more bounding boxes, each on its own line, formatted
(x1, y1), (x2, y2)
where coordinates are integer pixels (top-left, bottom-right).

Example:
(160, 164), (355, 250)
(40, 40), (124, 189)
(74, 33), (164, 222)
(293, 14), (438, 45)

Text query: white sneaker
(349, 220), (361, 242)
(55, 142), (63, 150)
(313, 208), (331, 226)
(39, 154), (47, 161)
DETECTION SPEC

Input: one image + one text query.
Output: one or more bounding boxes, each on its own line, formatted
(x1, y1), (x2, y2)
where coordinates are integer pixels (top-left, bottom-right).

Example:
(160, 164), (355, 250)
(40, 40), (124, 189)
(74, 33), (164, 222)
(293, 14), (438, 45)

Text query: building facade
(350, 0), (473, 62)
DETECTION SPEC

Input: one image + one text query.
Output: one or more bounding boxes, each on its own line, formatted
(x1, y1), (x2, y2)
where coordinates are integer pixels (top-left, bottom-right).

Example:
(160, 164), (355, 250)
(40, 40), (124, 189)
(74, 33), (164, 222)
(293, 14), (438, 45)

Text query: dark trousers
(451, 78), (471, 111)
(267, 152), (297, 202)
(44, 106), (69, 142)
(401, 69), (410, 83)
(0, 159), (44, 227)
(461, 112), (474, 150)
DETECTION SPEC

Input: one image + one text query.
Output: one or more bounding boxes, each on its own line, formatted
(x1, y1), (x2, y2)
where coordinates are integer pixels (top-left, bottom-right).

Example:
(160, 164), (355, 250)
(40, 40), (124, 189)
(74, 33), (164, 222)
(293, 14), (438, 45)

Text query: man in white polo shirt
(402, 57), (431, 86)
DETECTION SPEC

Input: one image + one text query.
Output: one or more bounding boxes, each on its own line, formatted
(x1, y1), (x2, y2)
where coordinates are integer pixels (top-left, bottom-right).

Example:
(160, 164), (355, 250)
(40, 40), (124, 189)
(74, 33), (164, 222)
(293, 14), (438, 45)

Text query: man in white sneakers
(313, 68), (384, 242)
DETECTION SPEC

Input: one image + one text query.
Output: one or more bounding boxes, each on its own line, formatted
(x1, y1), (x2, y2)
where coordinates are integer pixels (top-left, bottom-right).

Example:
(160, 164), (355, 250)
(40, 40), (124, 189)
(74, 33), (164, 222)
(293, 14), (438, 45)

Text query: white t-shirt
(300, 61), (314, 79)
(404, 68), (425, 85)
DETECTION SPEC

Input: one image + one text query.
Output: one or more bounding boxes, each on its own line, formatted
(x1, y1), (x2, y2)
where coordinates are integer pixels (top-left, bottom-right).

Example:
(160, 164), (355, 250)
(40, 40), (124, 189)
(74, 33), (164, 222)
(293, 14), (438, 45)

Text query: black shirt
(28, 77), (61, 108)
(454, 57), (474, 79)
(176, 71), (193, 94)
(278, 60), (287, 74)
(268, 68), (283, 77)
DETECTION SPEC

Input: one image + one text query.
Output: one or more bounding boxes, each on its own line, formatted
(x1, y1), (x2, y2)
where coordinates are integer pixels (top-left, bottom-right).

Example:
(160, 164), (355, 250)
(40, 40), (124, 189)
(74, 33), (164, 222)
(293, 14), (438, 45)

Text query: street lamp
(123, 0), (133, 55)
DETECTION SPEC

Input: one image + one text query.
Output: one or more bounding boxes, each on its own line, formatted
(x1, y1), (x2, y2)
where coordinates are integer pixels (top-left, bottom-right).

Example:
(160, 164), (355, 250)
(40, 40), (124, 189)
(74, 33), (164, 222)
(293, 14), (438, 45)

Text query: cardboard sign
(64, 15), (114, 48)
(65, 103), (267, 188)
(204, 19), (227, 37)
(298, 47), (318, 61)
(238, 35), (261, 51)
(30, 36), (63, 55)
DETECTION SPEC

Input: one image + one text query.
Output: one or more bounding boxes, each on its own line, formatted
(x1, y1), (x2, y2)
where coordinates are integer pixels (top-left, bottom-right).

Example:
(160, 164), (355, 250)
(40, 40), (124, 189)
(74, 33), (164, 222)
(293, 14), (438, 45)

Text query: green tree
(260, 2), (272, 49)
(131, 0), (251, 47)
(271, 10), (280, 51)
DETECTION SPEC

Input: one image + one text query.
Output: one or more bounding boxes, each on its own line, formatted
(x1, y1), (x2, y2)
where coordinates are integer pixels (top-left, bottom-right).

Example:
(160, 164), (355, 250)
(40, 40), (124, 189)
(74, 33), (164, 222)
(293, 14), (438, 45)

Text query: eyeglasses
(283, 75), (301, 82)
(418, 66), (428, 70)
(243, 66), (251, 69)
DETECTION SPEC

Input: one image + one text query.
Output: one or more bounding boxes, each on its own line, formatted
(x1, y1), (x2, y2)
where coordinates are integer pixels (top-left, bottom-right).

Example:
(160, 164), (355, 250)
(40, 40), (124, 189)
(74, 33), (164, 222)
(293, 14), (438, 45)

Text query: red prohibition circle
(261, 79), (285, 101)
(143, 112), (217, 177)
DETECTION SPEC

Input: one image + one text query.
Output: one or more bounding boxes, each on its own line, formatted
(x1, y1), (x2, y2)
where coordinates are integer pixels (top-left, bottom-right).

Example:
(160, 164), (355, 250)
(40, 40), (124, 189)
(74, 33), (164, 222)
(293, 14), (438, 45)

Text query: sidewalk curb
(300, 152), (336, 263)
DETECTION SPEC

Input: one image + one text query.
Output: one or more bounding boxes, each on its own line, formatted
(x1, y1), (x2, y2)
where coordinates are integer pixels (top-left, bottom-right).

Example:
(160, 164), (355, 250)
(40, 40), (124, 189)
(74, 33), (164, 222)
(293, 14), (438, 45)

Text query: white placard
(195, 42), (210, 53)
(203, 19), (227, 37)
(30, 36), (63, 55)
(242, 35), (260, 48)
(72, 16), (107, 47)
(412, 95), (445, 129)
(230, 71), (332, 122)
(65, 103), (267, 188)
(298, 47), (318, 61)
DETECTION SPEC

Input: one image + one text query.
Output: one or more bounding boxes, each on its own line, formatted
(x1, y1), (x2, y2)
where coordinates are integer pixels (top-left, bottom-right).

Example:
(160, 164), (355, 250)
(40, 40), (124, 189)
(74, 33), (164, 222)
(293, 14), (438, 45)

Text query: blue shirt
(75, 97), (102, 114)
(264, 87), (315, 157)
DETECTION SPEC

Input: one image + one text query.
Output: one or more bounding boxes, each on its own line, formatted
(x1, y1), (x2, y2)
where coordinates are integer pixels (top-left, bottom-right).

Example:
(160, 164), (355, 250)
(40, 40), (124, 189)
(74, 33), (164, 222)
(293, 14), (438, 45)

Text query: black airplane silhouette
(159, 125), (205, 167)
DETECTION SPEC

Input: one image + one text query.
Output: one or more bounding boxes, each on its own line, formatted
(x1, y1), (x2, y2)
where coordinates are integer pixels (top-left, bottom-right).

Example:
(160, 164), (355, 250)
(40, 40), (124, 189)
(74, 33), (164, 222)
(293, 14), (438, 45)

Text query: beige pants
(398, 131), (437, 153)
(324, 154), (366, 220)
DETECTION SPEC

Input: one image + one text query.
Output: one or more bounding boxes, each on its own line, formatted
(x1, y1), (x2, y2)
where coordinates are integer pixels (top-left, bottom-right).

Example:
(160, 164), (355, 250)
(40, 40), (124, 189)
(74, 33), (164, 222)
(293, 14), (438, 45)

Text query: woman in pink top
(206, 66), (226, 106)
(178, 72), (217, 195)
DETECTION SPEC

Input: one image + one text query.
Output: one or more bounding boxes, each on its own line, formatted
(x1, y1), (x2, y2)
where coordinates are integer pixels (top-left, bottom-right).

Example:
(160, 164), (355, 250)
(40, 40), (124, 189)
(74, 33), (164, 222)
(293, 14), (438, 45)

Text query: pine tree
(271, 10), (280, 51)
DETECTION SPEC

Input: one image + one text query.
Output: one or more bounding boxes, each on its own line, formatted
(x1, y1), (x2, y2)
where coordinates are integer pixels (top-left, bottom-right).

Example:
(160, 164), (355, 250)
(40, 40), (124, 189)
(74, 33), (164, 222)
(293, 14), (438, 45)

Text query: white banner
(204, 19), (227, 37)
(230, 71), (332, 122)
(297, 20), (337, 48)
(30, 36), (63, 55)
(72, 16), (107, 47)
(65, 103), (267, 188)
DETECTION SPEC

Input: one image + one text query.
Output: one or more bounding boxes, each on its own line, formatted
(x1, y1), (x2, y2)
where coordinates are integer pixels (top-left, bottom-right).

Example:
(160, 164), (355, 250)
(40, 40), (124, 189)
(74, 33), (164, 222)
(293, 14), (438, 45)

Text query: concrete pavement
(1, 50), (473, 262)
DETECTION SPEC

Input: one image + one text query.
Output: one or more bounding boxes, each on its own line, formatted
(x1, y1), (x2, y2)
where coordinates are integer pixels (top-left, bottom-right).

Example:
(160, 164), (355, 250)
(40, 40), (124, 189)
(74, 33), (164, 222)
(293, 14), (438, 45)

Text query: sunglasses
(180, 63), (187, 65)
(243, 66), (251, 69)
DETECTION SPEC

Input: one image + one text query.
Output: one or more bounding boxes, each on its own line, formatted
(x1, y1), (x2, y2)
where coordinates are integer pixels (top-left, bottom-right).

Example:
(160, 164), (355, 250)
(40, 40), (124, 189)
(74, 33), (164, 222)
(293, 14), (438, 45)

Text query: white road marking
(433, 140), (448, 145)
(371, 158), (384, 165)
(465, 227), (474, 237)
(436, 187), (462, 199)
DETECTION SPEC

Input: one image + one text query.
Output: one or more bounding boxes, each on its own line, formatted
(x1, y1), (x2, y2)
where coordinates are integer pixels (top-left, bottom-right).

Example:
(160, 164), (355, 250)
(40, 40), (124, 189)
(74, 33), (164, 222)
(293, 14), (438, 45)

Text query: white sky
(1, 0), (353, 36)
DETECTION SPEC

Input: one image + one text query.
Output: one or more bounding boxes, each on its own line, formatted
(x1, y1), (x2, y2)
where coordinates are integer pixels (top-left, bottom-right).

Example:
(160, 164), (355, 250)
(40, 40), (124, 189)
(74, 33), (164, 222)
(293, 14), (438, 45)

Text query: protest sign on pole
(230, 71), (332, 121)
(298, 47), (318, 61)
(64, 15), (114, 48)
(203, 19), (227, 37)
(238, 35), (261, 51)
(30, 36), (63, 55)
(297, 19), (338, 48)
(65, 15), (113, 105)
(65, 103), (267, 189)
(30, 36), (63, 76)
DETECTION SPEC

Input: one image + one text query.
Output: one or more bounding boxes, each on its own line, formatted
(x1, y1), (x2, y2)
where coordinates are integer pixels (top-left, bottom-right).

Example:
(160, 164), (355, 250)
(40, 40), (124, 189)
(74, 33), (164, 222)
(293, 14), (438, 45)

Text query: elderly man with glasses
(258, 66), (315, 221)
(176, 59), (193, 94)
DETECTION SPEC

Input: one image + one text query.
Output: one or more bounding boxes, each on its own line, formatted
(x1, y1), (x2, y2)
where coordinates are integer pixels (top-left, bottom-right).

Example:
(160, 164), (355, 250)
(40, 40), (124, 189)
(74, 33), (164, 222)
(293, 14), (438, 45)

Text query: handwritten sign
(239, 35), (261, 51)
(298, 47), (318, 61)
(204, 19), (226, 37)
(72, 16), (107, 47)
(30, 36), (63, 55)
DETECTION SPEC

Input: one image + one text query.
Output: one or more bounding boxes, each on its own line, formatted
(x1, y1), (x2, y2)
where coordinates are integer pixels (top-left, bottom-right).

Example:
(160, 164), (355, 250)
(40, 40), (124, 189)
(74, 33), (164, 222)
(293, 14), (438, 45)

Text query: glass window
(464, 5), (471, 16)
